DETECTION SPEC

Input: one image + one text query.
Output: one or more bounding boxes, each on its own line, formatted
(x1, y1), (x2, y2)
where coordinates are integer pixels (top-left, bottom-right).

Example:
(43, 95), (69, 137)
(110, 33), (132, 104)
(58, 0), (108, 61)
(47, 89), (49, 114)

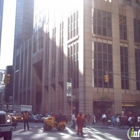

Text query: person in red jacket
(76, 112), (85, 136)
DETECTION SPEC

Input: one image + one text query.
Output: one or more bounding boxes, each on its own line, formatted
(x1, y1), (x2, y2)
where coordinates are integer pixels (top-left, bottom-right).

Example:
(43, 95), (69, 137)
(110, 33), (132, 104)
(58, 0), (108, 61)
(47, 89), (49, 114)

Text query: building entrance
(93, 101), (113, 121)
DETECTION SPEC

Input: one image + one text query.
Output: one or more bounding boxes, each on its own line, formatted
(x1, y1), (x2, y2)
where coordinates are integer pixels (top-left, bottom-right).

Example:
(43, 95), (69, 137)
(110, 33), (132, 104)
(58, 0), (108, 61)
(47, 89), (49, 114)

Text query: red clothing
(76, 114), (85, 135)
(23, 113), (29, 120)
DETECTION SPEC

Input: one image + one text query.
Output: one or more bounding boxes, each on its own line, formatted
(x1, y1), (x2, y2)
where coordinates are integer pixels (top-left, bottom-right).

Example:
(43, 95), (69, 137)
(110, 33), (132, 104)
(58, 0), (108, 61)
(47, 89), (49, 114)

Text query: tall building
(13, 0), (34, 104)
(13, 0), (140, 116)
(0, 0), (4, 57)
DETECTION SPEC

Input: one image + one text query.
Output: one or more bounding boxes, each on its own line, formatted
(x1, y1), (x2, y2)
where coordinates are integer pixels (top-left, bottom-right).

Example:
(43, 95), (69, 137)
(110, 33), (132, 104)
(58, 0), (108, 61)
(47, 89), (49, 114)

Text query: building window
(93, 9), (112, 37)
(120, 46), (129, 89)
(33, 33), (37, 53)
(68, 11), (78, 40)
(136, 0), (139, 4)
(134, 19), (140, 43)
(135, 49), (140, 90)
(92, 42), (113, 88)
(119, 15), (127, 40)
(59, 22), (64, 74)
(38, 27), (43, 50)
(68, 42), (79, 88)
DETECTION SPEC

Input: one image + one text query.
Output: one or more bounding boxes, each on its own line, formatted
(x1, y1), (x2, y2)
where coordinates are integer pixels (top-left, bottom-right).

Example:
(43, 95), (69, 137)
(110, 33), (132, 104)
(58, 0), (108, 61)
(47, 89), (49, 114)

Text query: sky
(0, 0), (16, 70)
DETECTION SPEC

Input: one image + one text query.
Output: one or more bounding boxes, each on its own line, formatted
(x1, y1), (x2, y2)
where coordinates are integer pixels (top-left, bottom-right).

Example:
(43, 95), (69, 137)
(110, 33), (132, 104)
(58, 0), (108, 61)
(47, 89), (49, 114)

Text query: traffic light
(4, 74), (10, 85)
(104, 74), (109, 82)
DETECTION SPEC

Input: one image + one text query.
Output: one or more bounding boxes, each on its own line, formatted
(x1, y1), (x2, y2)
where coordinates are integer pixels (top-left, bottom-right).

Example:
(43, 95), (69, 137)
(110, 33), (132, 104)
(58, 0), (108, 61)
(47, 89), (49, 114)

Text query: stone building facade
(13, 0), (140, 117)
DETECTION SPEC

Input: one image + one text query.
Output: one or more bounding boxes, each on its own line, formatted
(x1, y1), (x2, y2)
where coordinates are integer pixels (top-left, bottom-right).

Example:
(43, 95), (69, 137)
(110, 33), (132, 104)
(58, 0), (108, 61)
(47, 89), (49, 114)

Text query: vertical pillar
(112, 0), (122, 114)
(84, 0), (93, 116)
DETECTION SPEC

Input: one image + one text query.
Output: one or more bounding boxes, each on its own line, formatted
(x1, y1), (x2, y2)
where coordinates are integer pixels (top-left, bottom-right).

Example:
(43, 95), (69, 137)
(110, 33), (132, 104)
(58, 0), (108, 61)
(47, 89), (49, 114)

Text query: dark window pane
(102, 20), (106, 26)
(98, 43), (102, 52)
(98, 53), (102, 59)
(98, 70), (103, 77)
(97, 9), (101, 18)
(103, 43), (107, 52)
(108, 44), (112, 53)
(97, 19), (101, 25)
(102, 27), (106, 36)
(107, 22), (111, 28)
(103, 53), (107, 59)
(107, 12), (111, 21)
(107, 29), (112, 37)
(103, 61), (108, 69)
(98, 60), (102, 69)
(108, 54), (112, 61)
(97, 26), (101, 34)
(108, 61), (112, 70)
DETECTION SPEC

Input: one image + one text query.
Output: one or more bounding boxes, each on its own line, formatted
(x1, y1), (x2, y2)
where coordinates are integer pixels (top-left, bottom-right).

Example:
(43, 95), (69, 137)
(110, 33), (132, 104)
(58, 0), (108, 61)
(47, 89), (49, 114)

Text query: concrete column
(19, 45), (23, 104)
(63, 7), (69, 116)
(126, 6), (136, 93)
(112, 0), (122, 114)
(55, 20), (60, 114)
(78, 0), (85, 113)
(84, 0), (93, 115)
(48, 17), (53, 113)
(25, 40), (29, 105)
(41, 23), (48, 114)
(32, 68), (37, 113)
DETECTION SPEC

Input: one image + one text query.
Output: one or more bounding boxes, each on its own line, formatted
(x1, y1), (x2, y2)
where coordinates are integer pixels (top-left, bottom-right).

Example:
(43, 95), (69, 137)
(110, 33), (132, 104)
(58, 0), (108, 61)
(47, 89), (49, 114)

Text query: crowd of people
(70, 111), (140, 136)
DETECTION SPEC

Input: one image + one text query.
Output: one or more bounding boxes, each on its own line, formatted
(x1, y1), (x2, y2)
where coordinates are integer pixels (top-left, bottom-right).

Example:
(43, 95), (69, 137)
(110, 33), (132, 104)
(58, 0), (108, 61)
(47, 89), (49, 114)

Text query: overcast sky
(0, 0), (16, 70)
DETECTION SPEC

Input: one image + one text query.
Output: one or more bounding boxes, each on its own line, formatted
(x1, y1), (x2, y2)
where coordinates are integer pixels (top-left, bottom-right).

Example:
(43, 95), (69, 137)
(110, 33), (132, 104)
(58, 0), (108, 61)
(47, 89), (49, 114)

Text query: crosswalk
(6, 123), (129, 140)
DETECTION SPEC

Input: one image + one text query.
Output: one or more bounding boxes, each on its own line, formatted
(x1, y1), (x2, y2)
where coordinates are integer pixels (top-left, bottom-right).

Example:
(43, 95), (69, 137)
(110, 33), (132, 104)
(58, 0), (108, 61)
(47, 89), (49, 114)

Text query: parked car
(28, 115), (40, 123)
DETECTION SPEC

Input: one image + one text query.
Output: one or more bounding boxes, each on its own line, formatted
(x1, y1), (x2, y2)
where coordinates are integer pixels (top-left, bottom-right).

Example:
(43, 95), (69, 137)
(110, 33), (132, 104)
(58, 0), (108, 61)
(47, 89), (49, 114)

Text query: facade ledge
(92, 34), (112, 41)
(67, 35), (79, 44)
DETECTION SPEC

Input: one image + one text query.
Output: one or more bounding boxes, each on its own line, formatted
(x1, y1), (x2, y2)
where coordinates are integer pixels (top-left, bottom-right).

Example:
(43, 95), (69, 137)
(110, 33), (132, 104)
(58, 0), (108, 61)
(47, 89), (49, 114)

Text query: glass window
(134, 19), (140, 43)
(120, 46), (129, 89)
(119, 15), (127, 40)
(135, 49), (140, 90)
(93, 8), (112, 37)
(93, 41), (113, 88)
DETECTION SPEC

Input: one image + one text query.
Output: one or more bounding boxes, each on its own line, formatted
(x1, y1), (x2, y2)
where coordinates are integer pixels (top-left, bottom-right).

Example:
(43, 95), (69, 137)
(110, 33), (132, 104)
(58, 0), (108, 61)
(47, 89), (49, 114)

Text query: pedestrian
(111, 115), (116, 126)
(76, 112), (85, 136)
(116, 116), (120, 127)
(87, 113), (91, 124)
(23, 111), (29, 130)
(92, 113), (96, 124)
(71, 113), (76, 129)
(102, 113), (107, 124)
(119, 115), (125, 129)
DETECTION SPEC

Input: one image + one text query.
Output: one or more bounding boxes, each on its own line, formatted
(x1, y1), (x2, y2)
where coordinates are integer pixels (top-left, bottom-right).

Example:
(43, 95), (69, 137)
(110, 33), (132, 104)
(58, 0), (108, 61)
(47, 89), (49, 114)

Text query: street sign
(67, 82), (72, 96)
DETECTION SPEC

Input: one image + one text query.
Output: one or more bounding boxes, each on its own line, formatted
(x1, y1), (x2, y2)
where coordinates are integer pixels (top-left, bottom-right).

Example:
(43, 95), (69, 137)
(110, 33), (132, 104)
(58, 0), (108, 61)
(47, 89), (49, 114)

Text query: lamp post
(58, 74), (74, 116)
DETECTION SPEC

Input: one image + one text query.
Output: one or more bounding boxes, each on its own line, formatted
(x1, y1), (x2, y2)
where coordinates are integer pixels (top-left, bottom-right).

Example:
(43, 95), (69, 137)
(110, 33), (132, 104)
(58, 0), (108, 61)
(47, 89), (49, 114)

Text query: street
(1, 122), (138, 140)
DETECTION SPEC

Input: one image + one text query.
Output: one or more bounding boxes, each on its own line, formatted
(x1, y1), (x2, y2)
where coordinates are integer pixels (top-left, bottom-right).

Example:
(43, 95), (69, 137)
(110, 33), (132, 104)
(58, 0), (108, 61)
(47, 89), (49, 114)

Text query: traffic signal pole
(106, 71), (140, 83)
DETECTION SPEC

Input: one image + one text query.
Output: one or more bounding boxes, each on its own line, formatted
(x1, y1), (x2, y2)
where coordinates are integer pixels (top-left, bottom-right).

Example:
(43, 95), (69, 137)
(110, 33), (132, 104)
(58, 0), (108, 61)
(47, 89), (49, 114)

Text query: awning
(122, 103), (135, 107)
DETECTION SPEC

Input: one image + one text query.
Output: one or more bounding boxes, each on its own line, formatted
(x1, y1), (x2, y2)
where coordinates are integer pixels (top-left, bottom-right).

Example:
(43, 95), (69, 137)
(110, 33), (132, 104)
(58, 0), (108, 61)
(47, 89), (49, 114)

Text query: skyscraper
(0, 0), (4, 58)
(13, 0), (34, 104)
(14, 0), (34, 49)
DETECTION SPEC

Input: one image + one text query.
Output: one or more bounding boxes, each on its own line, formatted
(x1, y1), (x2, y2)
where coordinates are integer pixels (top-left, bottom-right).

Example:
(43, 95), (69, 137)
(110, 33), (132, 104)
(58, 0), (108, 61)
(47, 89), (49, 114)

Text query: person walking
(87, 113), (91, 124)
(116, 116), (120, 127)
(23, 111), (29, 130)
(76, 112), (85, 136)
(111, 115), (116, 126)
(92, 113), (96, 124)
(71, 113), (76, 129)
(102, 113), (107, 124)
